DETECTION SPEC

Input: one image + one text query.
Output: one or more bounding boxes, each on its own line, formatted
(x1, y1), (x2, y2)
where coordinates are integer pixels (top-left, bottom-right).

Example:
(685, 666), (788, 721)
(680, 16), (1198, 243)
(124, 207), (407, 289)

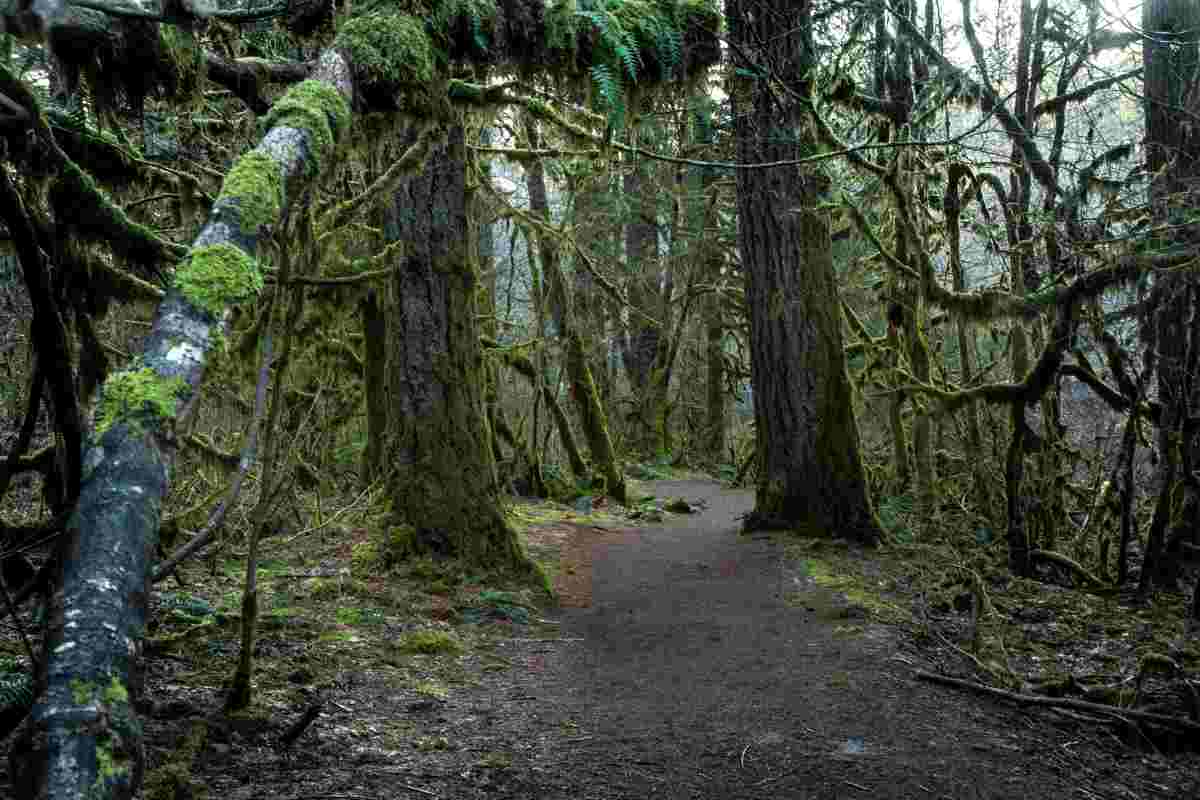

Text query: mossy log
(6, 48), (355, 800)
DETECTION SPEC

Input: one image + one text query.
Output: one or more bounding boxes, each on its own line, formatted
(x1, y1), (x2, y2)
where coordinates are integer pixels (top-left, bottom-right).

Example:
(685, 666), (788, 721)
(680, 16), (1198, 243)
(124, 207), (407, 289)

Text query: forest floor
(3, 478), (1200, 798)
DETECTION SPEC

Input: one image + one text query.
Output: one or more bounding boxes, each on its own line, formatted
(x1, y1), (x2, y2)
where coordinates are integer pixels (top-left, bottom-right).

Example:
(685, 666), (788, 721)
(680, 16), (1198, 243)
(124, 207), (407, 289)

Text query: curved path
(498, 480), (1193, 799)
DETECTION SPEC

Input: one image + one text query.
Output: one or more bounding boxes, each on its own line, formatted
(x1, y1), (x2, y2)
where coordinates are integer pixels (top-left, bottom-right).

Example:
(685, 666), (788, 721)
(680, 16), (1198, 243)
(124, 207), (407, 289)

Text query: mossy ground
(765, 499), (1200, 708)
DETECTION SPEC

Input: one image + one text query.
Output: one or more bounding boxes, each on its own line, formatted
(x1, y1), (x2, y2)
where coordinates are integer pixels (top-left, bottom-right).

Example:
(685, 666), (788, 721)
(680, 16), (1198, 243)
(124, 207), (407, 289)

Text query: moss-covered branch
(484, 337), (589, 479)
(8, 47), (354, 800)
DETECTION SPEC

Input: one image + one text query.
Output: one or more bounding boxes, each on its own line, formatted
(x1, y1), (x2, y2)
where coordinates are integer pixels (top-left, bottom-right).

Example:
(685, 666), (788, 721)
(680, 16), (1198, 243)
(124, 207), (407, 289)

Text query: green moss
(94, 736), (130, 783)
(218, 150), (284, 234)
(396, 629), (462, 655)
(413, 679), (448, 699)
(143, 720), (208, 800)
(351, 541), (381, 576)
(95, 367), (188, 436)
(159, 24), (204, 98)
(70, 678), (96, 705)
(335, 13), (435, 87)
(262, 80), (351, 172)
(103, 677), (129, 704)
(174, 242), (263, 317)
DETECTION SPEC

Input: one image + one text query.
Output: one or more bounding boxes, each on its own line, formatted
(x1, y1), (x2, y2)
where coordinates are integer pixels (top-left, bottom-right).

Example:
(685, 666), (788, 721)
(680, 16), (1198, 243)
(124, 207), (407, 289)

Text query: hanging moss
(174, 243), (263, 318)
(219, 151), (284, 235)
(158, 24), (205, 100)
(262, 80), (352, 173)
(51, 160), (179, 273)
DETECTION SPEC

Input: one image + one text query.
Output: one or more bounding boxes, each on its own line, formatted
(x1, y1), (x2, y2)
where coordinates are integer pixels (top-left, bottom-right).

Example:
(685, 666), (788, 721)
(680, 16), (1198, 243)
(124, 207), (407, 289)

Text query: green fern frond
(590, 62), (627, 125)
(0, 670), (33, 710)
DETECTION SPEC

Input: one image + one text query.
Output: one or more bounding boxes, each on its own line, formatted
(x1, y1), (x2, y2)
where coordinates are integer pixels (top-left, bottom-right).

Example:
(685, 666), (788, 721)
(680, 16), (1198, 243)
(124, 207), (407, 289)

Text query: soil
(5, 479), (1200, 798)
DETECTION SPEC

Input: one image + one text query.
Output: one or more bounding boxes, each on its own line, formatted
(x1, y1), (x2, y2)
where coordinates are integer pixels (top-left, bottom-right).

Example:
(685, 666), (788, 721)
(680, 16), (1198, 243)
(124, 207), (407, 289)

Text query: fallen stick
(914, 669), (1200, 734)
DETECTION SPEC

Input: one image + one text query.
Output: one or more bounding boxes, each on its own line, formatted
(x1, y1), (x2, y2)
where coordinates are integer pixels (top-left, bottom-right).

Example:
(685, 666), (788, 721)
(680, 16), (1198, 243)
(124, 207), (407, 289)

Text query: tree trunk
(704, 290), (726, 461)
(1139, 0), (1200, 593)
(360, 289), (388, 484)
(524, 121), (625, 500)
(728, 0), (880, 543)
(945, 167), (991, 517)
(621, 158), (667, 455)
(382, 122), (527, 568)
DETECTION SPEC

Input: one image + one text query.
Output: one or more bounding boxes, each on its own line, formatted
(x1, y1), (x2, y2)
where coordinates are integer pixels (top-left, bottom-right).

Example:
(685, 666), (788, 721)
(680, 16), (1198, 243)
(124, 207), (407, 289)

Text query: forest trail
(477, 479), (1192, 799)
(173, 479), (1197, 800)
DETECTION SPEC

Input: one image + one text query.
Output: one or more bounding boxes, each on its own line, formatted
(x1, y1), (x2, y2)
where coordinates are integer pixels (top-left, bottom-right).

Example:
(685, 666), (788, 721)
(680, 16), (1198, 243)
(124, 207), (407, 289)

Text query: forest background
(0, 0), (1198, 796)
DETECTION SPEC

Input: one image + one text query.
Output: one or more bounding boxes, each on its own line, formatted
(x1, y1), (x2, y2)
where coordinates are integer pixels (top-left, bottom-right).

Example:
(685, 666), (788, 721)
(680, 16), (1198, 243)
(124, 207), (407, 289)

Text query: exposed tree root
(915, 670), (1200, 738)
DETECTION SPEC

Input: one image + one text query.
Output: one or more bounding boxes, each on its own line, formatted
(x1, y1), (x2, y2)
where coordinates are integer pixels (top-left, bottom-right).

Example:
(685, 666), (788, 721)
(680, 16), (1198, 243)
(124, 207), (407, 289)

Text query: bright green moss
(219, 150), (283, 234)
(103, 677), (129, 705)
(174, 242), (263, 317)
(262, 79), (351, 171)
(95, 367), (188, 436)
(335, 13), (435, 87)
(70, 678), (95, 705)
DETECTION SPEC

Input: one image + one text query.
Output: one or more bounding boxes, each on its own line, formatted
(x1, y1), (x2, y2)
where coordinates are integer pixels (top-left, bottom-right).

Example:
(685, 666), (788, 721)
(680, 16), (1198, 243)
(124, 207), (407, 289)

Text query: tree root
(915, 670), (1200, 737)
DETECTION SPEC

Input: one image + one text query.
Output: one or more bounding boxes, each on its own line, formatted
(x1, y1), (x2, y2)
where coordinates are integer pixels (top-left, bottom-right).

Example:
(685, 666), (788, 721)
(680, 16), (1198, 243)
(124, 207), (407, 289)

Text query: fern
(0, 670), (33, 710)
(590, 63), (626, 124)
(577, 9), (642, 81)
(575, 1), (695, 125)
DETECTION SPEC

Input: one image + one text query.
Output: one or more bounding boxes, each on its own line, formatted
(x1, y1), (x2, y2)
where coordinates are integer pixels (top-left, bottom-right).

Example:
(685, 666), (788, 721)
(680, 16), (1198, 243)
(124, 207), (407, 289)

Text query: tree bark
(382, 122), (528, 568)
(1139, 0), (1200, 594)
(360, 289), (388, 484)
(728, 0), (881, 543)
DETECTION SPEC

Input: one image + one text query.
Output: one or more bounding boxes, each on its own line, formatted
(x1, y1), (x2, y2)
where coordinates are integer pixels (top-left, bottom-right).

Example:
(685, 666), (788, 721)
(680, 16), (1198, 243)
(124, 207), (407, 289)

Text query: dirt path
(170, 479), (1197, 799)
(464, 480), (1196, 799)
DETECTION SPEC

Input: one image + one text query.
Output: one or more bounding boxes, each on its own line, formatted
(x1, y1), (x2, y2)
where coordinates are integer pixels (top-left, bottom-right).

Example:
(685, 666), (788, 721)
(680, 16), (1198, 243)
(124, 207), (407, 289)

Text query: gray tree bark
(727, 0), (881, 543)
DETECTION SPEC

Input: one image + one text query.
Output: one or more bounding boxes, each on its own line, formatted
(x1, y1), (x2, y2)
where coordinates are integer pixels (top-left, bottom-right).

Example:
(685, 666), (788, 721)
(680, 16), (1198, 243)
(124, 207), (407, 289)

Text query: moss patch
(174, 242), (263, 317)
(262, 79), (351, 171)
(335, 13), (435, 88)
(219, 150), (284, 234)
(395, 629), (462, 655)
(95, 367), (188, 437)
(103, 676), (129, 704)
(70, 678), (96, 705)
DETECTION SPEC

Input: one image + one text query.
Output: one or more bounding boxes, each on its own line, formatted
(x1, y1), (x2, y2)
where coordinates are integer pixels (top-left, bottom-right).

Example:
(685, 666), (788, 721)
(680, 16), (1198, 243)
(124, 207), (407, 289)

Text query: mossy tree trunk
(360, 288), (388, 485)
(1138, 0), (1200, 595)
(944, 166), (992, 518)
(693, 104), (727, 463)
(728, 0), (880, 543)
(621, 153), (671, 457)
(571, 170), (616, 404)
(381, 121), (526, 568)
(566, 329), (627, 502)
